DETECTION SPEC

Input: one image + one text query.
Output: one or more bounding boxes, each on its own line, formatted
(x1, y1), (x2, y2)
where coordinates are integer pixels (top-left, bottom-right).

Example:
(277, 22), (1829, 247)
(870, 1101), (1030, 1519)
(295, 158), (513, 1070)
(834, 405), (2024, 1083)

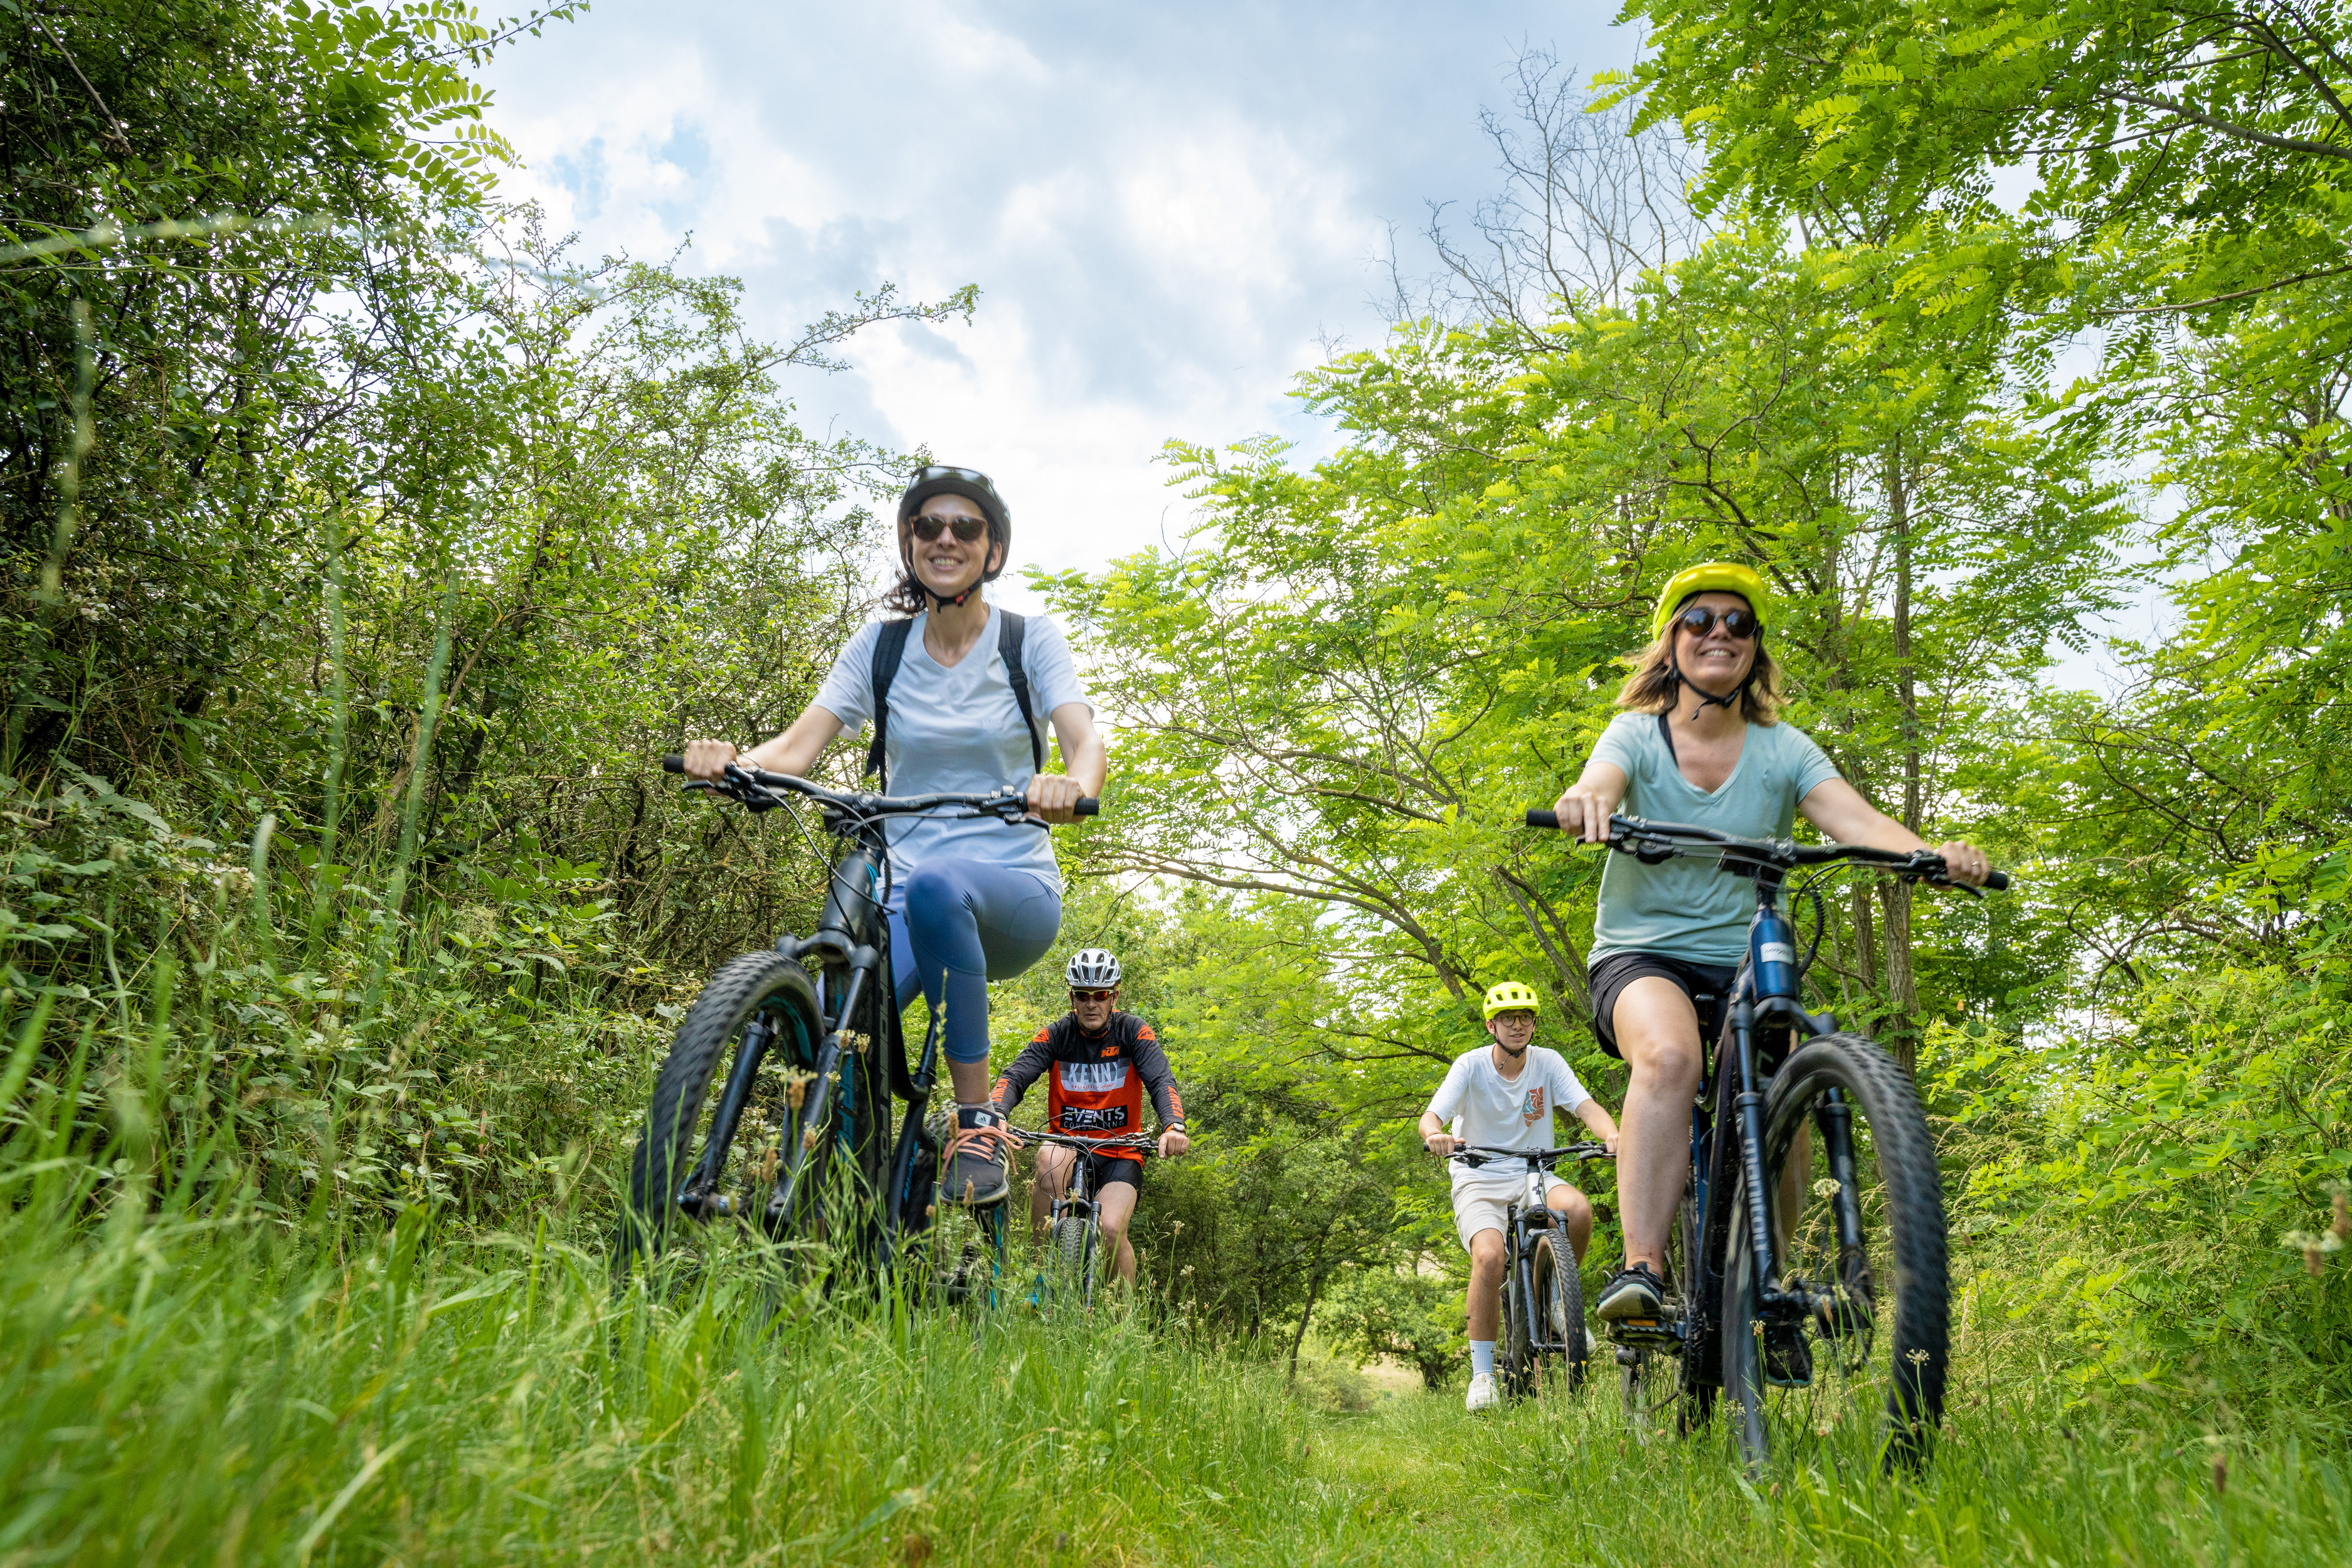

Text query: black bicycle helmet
(896, 464), (1012, 608)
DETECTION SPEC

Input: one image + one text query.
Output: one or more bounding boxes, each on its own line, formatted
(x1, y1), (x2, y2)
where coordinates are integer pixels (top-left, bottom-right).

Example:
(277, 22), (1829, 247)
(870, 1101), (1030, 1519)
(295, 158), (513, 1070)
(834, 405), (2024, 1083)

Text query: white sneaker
(1465, 1372), (1500, 1411)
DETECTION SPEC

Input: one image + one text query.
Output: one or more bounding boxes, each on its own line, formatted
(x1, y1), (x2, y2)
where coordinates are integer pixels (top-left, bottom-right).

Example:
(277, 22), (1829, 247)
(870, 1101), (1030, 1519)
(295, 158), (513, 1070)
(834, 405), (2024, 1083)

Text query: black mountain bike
(1015, 1126), (1155, 1309)
(1527, 808), (2007, 1472)
(1451, 1142), (1610, 1398)
(612, 758), (1094, 1305)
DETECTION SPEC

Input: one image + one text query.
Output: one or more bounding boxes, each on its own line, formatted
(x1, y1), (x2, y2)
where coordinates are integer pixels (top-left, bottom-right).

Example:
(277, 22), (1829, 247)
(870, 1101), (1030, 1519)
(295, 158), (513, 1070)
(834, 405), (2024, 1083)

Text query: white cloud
(476, 0), (1639, 606)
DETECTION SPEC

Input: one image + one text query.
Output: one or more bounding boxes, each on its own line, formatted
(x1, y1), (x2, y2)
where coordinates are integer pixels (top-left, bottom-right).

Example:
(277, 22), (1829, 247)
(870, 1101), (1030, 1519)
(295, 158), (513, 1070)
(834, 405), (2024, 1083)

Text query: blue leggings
(887, 861), (1062, 1065)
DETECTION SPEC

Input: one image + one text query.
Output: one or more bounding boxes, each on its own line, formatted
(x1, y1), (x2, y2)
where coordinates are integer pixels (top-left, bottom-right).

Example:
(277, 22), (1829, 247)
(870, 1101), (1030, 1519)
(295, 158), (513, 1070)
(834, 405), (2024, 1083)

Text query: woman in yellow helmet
(1548, 563), (1990, 1375)
(1416, 980), (1621, 1411)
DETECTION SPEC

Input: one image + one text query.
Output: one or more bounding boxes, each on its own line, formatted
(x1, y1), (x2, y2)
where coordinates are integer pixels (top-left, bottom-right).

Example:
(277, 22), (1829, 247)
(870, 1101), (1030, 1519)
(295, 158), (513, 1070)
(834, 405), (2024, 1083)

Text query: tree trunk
(1887, 439), (1922, 1073)
(1288, 1259), (1329, 1383)
(1882, 877), (1917, 1074)
(1848, 880), (1877, 992)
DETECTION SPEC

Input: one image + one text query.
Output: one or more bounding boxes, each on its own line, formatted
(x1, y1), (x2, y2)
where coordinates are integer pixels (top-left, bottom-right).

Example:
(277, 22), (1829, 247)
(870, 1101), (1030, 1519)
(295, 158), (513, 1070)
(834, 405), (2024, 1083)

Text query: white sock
(1470, 1340), (1496, 1378)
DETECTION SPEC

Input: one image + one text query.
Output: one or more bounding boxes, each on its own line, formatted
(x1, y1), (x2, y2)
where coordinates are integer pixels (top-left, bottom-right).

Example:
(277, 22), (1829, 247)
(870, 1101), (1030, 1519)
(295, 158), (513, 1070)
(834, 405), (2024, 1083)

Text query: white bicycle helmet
(1066, 949), (1121, 988)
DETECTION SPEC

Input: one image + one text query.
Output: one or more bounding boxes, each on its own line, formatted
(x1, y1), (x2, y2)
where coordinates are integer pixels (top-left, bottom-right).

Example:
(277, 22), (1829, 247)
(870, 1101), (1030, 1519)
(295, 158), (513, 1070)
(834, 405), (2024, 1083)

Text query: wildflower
(1812, 1178), (1841, 1200)
(2282, 1230), (2343, 1275)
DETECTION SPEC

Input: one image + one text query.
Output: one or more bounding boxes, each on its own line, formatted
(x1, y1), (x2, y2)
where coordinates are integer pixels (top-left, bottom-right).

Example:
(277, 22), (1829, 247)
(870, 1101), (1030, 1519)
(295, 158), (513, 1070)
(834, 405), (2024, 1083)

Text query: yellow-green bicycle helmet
(1482, 980), (1540, 1020)
(1650, 561), (1772, 642)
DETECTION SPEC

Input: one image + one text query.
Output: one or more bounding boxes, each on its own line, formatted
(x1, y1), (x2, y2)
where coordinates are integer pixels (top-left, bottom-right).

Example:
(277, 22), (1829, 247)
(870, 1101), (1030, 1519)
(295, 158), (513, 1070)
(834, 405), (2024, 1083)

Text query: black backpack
(863, 610), (1044, 792)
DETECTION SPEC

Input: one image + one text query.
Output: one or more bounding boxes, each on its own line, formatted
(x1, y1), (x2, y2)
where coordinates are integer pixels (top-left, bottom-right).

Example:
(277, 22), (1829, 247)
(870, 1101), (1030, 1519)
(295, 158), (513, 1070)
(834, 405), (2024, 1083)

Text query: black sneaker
(945, 1104), (1009, 1206)
(1596, 1262), (1666, 1322)
(1765, 1318), (1813, 1387)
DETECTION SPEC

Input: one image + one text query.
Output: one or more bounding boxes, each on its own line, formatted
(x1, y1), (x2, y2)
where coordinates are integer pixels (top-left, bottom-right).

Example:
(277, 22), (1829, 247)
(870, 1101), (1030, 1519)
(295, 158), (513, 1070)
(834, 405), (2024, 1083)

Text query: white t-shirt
(1424, 1044), (1594, 1195)
(813, 606), (1093, 891)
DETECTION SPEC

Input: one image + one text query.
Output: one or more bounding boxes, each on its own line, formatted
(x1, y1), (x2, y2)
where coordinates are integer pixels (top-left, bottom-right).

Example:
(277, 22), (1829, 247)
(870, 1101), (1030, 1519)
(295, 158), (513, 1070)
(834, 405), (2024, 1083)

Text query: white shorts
(1452, 1176), (1567, 1250)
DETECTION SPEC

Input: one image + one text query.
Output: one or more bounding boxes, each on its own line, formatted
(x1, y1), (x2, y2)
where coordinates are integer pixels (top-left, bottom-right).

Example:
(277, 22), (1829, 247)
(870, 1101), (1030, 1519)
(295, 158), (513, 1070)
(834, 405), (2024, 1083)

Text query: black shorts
(1062, 1148), (1142, 1192)
(1589, 951), (1740, 1059)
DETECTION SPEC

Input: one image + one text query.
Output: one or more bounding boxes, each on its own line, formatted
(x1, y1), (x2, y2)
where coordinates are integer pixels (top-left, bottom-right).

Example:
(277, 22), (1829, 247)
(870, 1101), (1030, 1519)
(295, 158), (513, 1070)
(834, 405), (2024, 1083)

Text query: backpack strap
(864, 618), (916, 790)
(997, 610), (1046, 776)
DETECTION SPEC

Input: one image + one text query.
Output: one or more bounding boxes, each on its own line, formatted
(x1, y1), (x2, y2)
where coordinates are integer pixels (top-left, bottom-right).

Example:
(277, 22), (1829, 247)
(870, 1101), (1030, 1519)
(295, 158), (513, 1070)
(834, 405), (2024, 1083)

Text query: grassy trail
(7, 1185), (2351, 1568)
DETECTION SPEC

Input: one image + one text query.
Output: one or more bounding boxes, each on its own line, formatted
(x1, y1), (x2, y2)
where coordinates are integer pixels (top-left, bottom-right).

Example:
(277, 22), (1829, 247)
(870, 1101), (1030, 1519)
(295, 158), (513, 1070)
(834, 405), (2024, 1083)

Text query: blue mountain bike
(1527, 808), (2007, 1472)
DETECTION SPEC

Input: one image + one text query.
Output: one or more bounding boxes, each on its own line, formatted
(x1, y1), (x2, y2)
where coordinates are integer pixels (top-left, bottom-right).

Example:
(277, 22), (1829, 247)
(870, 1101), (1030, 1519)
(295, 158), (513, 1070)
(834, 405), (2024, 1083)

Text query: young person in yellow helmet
(1549, 561), (1990, 1385)
(1419, 978), (1621, 1412)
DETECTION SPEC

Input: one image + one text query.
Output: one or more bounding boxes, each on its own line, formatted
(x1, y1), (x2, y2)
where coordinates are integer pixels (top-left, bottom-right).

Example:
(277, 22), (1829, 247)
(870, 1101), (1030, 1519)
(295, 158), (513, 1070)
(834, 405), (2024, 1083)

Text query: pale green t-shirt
(1587, 712), (1845, 965)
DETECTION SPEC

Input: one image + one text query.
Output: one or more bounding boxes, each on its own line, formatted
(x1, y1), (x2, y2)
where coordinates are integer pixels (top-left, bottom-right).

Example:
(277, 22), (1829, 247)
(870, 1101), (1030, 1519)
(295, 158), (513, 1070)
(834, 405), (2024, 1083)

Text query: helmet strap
(1667, 650), (1752, 719)
(903, 534), (991, 611)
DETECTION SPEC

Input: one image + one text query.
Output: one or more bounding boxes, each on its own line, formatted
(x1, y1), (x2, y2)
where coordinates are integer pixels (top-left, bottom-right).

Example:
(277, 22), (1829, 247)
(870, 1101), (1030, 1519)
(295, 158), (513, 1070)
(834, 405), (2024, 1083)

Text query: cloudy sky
(478, 0), (1636, 608)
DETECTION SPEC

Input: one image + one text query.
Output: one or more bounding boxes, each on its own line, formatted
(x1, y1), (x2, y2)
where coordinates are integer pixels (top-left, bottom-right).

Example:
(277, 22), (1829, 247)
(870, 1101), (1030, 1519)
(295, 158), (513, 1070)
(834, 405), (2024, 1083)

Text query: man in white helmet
(990, 948), (1189, 1286)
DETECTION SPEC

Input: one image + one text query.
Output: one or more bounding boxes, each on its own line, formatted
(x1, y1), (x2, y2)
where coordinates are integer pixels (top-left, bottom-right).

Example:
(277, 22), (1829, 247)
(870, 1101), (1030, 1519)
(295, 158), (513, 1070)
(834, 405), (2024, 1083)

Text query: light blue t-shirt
(1587, 712), (1844, 965)
(813, 607), (1092, 891)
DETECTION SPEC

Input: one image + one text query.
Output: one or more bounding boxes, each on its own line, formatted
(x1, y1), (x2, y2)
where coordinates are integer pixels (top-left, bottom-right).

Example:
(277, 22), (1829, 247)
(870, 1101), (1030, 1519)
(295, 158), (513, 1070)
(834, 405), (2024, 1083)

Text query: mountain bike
(612, 758), (1094, 1308)
(1015, 1126), (1155, 1310)
(1451, 1142), (1610, 1399)
(1526, 808), (2008, 1473)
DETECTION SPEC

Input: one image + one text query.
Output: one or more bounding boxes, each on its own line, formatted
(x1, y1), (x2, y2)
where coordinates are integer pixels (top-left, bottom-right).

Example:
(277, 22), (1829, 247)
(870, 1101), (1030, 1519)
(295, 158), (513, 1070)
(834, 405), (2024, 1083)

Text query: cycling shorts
(1042, 1143), (1142, 1194)
(1588, 951), (1738, 1060)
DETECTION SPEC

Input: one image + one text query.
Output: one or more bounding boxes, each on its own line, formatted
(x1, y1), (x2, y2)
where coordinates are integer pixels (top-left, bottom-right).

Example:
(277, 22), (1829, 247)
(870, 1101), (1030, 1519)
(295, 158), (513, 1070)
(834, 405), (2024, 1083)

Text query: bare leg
(1029, 1144), (1073, 1242)
(1613, 978), (1704, 1271)
(1547, 1184), (1595, 1263)
(1096, 1180), (1140, 1284)
(1466, 1228), (1507, 1340)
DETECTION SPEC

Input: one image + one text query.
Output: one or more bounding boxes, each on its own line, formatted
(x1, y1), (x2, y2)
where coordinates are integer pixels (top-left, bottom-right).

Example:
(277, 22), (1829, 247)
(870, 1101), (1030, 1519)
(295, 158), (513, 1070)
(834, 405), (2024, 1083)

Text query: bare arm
(1552, 759), (1629, 844)
(1025, 701), (1107, 824)
(1572, 1095), (1621, 1156)
(681, 704), (845, 781)
(1798, 778), (1990, 886)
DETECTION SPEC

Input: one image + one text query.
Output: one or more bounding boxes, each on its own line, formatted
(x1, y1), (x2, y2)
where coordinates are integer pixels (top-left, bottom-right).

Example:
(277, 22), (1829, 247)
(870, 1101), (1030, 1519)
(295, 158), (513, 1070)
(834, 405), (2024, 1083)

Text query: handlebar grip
(1076, 797), (1099, 817)
(1983, 869), (2010, 892)
(1525, 808), (1560, 830)
(661, 754), (685, 773)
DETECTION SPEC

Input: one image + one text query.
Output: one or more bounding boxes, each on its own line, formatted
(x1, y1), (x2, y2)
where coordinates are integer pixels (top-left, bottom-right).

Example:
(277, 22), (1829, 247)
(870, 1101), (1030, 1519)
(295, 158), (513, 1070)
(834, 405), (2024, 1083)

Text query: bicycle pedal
(1610, 1317), (1676, 1346)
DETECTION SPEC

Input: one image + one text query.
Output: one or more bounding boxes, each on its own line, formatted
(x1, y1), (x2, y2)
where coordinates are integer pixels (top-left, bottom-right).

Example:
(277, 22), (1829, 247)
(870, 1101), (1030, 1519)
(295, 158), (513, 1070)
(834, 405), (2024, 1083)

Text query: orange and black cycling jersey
(990, 1012), (1184, 1140)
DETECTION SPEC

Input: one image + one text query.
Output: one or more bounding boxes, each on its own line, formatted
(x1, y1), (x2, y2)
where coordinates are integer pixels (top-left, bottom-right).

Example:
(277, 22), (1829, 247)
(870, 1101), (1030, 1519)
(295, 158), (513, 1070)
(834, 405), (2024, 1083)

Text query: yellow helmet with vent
(1650, 561), (1772, 642)
(1482, 980), (1540, 1020)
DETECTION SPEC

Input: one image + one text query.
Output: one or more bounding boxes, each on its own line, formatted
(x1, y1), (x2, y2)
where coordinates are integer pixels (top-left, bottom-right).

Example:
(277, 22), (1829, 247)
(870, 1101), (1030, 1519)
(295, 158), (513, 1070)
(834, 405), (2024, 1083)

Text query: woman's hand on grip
(1025, 772), (1088, 824)
(1552, 778), (1620, 844)
(681, 739), (738, 781)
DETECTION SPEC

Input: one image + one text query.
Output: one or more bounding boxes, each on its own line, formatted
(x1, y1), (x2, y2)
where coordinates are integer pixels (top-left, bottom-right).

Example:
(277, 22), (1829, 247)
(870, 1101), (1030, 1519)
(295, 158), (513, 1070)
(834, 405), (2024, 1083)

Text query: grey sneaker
(1596, 1262), (1666, 1322)
(945, 1104), (1009, 1206)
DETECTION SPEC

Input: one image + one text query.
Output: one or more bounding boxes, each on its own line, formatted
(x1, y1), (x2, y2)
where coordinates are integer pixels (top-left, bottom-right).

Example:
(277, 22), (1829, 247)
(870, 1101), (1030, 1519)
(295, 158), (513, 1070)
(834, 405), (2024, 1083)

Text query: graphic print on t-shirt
(1058, 1059), (1130, 1094)
(1521, 1086), (1547, 1127)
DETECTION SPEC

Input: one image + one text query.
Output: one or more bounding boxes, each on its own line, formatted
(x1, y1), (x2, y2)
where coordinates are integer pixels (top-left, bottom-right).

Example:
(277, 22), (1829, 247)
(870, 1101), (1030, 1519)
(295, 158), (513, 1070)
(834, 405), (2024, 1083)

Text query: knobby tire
(615, 950), (824, 1276)
(1722, 1032), (1949, 1475)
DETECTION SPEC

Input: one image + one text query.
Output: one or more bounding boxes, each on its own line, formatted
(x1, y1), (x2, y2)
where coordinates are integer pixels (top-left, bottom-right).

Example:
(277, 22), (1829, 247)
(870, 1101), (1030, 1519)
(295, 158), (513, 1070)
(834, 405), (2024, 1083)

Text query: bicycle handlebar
(1008, 1125), (1159, 1155)
(1444, 1142), (1612, 1167)
(662, 755), (1100, 821)
(1523, 807), (2008, 893)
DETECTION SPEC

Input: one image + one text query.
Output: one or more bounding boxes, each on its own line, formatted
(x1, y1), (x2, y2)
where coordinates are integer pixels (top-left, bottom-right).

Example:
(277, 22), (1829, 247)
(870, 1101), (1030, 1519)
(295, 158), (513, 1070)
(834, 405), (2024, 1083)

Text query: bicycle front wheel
(1049, 1215), (1096, 1309)
(615, 951), (824, 1277)
(1527, 1232), (1584, 1393)
(1723, 1032), (1950, 1473)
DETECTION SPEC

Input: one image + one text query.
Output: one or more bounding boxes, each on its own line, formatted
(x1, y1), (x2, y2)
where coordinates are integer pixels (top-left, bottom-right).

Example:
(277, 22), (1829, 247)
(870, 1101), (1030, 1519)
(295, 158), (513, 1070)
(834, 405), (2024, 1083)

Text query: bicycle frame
(1677, 857), (1863, 1387)
(1457, 1143), (1609, 1372)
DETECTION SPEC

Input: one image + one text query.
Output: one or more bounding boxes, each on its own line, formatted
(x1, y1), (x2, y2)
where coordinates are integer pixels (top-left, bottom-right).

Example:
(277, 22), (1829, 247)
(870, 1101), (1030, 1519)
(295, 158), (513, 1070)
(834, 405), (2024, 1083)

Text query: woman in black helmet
(681, 465), (1104, 1207)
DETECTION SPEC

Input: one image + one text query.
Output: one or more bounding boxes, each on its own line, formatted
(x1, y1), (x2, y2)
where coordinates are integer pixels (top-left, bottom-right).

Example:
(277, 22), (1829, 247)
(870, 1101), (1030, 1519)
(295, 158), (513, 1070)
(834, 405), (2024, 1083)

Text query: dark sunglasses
(1069, 988), (1116, 1004)
(1671, 605), (1762, 640)
(909, 514), (990, 543)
